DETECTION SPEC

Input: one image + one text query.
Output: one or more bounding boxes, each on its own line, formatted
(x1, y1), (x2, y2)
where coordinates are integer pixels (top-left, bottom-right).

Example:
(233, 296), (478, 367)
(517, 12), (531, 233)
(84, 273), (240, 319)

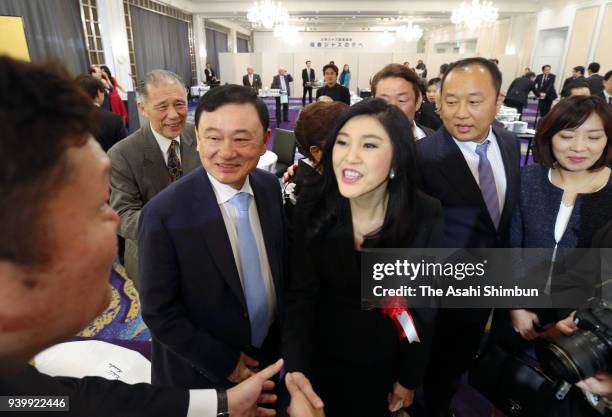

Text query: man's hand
(555, 312), (578, 336)
(227, 358), (283, 417)
(510, 309), (540, 340)
(228, 352), (260, 383)
(577, 373), (612, 400)
(282, 162), (299, 184)
(540, 93), (546, 99)
(286, 372), (325, 417)
(387, 382), (414, 412)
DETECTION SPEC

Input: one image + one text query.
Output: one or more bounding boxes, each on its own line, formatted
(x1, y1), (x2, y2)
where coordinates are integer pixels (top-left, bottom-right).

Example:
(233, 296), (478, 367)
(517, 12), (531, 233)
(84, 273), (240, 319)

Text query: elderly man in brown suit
(108, 70), (200, 286)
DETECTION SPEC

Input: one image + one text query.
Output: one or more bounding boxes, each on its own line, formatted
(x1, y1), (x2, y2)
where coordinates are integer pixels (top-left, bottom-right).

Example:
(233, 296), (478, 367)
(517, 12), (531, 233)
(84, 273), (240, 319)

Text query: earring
(389, 168), (396, 180)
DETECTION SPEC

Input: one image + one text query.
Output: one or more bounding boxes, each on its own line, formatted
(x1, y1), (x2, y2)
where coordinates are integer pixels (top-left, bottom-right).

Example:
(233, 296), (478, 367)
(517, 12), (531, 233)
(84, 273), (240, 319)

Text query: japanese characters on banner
(309, 36), (364, 49)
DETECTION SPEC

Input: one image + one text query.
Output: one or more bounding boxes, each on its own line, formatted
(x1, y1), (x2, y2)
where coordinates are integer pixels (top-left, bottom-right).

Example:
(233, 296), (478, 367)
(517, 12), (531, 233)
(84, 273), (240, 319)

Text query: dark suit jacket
(587, 73), (605, 95)
(301, 68), (315, 86)
(283, 191), (444, 388)
(95, 107), (126, 152)
(0, 365), (188, 417)
(138, 167), (286, 388)
(108, 123), (201, 282)
(505, 76), (538, 106)
(534, 73), (558, 101)
(243, 73), (262, 90)
(204, 68), (218, 85)
(416, 126), (521, 248)
(271, 74), (294, 95)
(417, 101), (442, 131)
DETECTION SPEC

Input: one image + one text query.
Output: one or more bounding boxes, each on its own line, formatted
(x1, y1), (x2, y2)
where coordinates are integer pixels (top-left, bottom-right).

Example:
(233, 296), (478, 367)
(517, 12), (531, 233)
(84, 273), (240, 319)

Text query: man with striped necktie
(416, 57), (521, 417)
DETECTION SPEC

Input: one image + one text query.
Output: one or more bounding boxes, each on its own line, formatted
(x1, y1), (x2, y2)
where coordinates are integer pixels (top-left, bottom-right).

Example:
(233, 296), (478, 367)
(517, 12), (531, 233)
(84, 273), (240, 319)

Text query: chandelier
(273, 23), (302, 45)
(397, 21), (423, 42)
(451, 0), (498, 31)
(247, 0), (289, 30)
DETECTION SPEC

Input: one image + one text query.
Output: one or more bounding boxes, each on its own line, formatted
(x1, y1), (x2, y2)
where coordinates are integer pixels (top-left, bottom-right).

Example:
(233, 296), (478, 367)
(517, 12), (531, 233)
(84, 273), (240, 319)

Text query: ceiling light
(397, 20), (423, 42)
(451, 0), (498, 31)
(247, 0), (289, 30)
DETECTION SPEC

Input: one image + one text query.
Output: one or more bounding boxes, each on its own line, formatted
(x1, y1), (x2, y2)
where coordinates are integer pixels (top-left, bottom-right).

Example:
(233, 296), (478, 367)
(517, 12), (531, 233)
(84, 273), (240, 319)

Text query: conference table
(190, 85), (210, 97)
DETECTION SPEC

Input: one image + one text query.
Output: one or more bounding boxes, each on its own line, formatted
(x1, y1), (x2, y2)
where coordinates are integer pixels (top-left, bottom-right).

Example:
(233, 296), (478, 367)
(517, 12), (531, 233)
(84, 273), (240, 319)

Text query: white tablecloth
(190, 85), (210, 97)
(257, 150), (278, 172)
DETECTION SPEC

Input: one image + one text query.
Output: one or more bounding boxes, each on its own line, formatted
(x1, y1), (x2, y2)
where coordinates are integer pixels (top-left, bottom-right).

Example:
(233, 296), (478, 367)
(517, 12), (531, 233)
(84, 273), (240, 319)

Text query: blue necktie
(228, 192), (269, 348)
(475, 140), (501, 228)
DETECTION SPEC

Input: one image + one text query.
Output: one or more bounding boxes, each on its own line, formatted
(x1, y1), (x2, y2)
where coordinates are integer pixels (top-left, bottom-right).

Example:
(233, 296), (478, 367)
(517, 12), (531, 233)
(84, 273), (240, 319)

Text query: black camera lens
(541, 329), (609, 383)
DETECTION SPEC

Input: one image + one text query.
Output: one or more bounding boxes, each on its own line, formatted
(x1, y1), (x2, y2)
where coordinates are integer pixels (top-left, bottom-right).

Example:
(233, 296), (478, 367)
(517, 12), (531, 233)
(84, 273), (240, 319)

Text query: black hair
(0, 56), (95, 265)
(100, 65), (116, 86)
(194, 84), (269, 133)
(573, 66), (585, 75)
(525, 72), (536, 79)
(561, 80), (590, 98)
(605, 70), (612, 82)
(75, 75), (104, 100)
(588, 62), (600, 73)
(302, 98), (420, 247)
(323, 64), (339, 76)
(440, 57), (502, 94)
(542, 65), (551, 71)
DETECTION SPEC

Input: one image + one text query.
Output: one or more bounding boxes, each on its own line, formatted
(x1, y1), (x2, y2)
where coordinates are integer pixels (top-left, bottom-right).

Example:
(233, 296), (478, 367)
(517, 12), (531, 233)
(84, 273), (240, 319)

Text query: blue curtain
(205, 27), (228, 78)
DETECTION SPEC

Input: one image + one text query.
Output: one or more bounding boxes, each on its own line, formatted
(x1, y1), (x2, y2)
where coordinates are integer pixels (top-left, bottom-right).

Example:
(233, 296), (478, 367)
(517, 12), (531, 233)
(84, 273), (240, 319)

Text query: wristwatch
(217, 389), (229, 416)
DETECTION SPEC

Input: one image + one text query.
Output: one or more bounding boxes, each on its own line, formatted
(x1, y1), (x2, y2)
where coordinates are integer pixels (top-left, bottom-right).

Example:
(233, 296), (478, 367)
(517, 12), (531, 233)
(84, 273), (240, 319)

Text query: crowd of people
(2, 51), (612, 417)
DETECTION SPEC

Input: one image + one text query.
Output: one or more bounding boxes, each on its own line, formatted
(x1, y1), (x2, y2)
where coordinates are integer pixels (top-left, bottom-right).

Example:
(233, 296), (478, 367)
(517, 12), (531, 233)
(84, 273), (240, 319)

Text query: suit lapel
(180, 125), (201, 174)
(192, 169), (247, 309)
(250, 172), (281, 291)
(493, 126), (520, 230)
(142, 124), (171, 192)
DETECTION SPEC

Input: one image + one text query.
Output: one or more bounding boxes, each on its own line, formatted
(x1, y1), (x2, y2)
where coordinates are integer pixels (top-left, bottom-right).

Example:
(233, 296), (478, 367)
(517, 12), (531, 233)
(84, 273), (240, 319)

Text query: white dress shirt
(187, 390), (217, 417)
(280, 75), (287, 92)
(248, 74), (254, 86)
(452, 127), (507, 212)
(413, 122), (427, 141)
(207, 173), (277, 324)
(151, 126), (181, 165)
(604, 90), (612, 104)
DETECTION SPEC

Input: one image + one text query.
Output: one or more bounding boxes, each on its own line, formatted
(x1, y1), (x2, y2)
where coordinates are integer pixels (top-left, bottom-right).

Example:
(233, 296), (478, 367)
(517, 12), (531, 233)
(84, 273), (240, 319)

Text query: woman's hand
(510, 309), (540, 340)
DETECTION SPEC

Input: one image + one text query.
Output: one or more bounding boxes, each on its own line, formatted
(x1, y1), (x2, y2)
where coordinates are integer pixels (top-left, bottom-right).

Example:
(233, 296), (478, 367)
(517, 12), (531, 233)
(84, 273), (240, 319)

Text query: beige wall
(563, 6), (599, 78)
(593, 4), (612, 74)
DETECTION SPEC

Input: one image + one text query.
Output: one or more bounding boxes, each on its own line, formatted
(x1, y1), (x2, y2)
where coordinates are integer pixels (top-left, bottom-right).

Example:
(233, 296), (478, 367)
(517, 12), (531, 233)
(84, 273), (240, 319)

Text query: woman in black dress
(283, 98), (444, 417)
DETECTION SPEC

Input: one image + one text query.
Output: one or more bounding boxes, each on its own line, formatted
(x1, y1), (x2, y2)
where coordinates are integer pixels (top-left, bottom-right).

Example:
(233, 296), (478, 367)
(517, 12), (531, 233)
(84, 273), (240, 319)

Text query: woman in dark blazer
(283, 99), (444, 417)
(500, 96), (612, 345)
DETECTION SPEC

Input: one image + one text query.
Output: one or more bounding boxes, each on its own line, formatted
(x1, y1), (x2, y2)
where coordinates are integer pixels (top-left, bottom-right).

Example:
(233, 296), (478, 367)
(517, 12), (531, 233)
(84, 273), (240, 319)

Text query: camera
(541, 298), (612, 385)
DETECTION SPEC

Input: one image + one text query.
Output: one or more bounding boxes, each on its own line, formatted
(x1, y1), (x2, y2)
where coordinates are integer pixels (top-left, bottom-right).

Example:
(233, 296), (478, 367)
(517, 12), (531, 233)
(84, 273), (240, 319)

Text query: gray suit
(108, 123), (201, 284)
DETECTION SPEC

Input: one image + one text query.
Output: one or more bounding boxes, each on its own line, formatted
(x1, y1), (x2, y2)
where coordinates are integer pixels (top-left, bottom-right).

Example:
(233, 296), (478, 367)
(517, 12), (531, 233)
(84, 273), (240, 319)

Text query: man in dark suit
(587, 62), (604, 96)
(139, 85), (286, 389)
(534, 64), (558, 117)
(417, 57), (520, 417)
(204, 62), (220, 86)
(0, 56), (316, 417)
(108, 70), (201, 286)
(301, 60), (315, 106)
(561, 65), (586, 97)
(504, 71), (538, 117)
(372, 63), (435, 140)
(315, 64), (350, 105)
(242, 65), (262, 91)
(76, 74), (126, 151)
(600, 70), (612, 104)
(271, 67), (293, 123)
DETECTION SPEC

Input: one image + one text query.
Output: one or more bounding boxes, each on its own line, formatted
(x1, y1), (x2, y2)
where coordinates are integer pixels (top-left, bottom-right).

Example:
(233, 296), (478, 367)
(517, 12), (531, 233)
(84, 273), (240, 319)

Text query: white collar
(604, 90), (612, 100)
(207, 172), (254, 205)
(413, 121), (427, 140)
(151, 125), (180, 154)
(452, 126), (496, 151)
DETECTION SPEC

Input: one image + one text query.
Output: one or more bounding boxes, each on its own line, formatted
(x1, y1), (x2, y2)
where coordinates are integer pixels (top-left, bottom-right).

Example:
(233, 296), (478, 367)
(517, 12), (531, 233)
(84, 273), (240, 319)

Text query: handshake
(228, 359), (325, 417)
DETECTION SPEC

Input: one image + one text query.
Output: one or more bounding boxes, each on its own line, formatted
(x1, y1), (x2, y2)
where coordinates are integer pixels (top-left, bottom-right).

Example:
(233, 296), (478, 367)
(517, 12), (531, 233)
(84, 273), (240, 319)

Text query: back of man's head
(194, 84), (269, 133)
(526, 71), (536, 80)
(440, 57), (502, 95)
(566, 80), (591, 97)
(75, 74), (104, 101)
(588, 62), (600, 74)
(605, 70), (612, 82)
(573, 66), (585, 76)
(137, 69), (185, 104)
(0, 56), (95, 266)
